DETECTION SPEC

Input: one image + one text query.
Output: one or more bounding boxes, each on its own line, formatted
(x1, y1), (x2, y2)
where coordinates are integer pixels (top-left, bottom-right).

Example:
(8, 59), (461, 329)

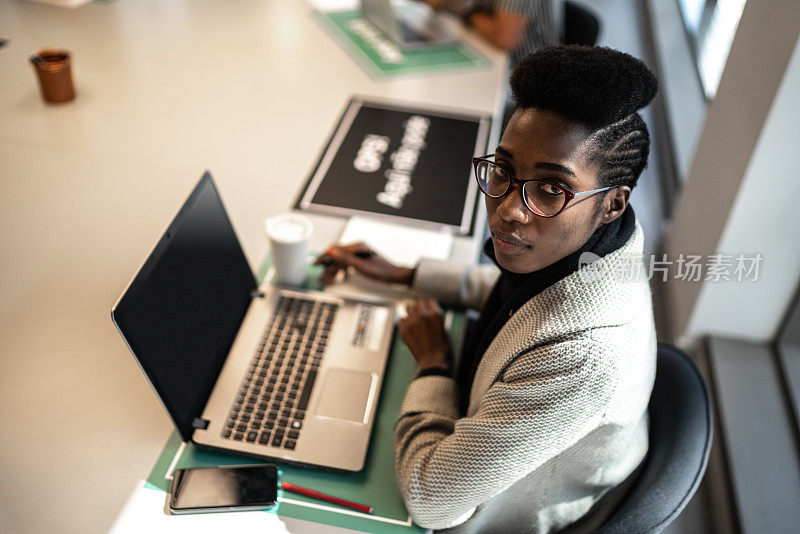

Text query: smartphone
(169, 464), (278, 514)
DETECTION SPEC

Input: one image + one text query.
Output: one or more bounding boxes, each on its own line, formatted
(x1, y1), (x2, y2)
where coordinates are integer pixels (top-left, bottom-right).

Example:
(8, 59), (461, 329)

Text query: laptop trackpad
(314, 368), (374, 423)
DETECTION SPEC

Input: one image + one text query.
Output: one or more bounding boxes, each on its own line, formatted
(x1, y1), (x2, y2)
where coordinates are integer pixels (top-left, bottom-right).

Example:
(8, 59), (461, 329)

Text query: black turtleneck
(418, 205), (636, 417)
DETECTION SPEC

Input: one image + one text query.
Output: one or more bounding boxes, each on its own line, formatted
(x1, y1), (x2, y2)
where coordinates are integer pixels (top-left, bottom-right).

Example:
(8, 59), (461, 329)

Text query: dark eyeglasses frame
(472, 154), (613, 218)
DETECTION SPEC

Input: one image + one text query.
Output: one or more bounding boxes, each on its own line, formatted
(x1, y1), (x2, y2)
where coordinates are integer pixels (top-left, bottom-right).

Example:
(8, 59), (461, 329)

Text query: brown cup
(30, 47), (76, 104)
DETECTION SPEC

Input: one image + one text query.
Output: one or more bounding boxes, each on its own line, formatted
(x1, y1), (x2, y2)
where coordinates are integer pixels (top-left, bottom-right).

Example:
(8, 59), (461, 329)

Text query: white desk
(0, 1), (506, 532)
(1, 0), (507, 267)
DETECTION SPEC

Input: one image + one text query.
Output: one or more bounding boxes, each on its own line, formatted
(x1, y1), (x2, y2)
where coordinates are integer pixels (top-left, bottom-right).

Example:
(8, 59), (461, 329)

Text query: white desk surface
(1, 0), (507, 267)
(0, 0), (506, 532)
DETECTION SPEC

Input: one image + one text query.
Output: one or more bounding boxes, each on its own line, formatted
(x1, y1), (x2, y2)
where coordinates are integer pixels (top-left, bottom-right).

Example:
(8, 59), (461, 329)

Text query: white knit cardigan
(394, 222), (657, 533)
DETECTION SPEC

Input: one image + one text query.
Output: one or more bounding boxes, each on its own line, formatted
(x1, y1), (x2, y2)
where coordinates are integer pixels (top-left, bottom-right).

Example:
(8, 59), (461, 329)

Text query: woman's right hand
(314, 243), (415, 286)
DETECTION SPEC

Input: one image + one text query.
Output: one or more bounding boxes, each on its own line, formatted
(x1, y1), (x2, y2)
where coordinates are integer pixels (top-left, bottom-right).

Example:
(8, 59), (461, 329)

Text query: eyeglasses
(472, 154), (613, 218)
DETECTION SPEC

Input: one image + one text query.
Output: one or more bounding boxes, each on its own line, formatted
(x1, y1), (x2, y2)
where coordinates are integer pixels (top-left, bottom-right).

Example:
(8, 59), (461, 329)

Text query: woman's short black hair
(509, 45), (658, 189)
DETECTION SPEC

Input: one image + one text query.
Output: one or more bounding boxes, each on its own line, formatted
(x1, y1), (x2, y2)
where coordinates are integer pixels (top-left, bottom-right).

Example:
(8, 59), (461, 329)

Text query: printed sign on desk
(295, 96), (491, 235)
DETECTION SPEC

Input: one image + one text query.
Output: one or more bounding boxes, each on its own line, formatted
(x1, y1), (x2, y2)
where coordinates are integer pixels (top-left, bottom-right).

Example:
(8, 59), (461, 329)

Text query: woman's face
(486, 107), (610, 273)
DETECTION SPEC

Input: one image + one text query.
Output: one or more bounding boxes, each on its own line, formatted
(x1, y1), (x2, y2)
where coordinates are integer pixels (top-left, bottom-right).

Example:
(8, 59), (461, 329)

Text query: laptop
(360, 0), (458, 49)
(111, 172), (395, 472)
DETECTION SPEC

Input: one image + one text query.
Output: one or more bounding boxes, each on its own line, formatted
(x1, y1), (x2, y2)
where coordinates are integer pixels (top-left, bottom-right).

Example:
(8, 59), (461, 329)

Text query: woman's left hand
(398, 299), (451, 371)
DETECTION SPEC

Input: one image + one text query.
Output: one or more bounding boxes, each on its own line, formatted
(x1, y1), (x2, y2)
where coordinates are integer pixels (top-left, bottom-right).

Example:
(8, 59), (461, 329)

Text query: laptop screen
(112, 173), (257, 442)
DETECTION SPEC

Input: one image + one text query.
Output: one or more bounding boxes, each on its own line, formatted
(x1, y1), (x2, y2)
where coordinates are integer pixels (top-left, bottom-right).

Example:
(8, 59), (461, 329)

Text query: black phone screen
(170, 464), (278, 512)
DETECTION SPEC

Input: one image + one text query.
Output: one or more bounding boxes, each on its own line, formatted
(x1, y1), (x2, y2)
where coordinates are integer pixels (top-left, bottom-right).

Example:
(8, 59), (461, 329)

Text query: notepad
(339, 216), (453, 267)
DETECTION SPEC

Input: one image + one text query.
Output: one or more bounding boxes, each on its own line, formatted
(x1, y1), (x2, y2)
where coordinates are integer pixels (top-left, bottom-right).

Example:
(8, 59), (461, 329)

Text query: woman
(317, 45), (657, 533)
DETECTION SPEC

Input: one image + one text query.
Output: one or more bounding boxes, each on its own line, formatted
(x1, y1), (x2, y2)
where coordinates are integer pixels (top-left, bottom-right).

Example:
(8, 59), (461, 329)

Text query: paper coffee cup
(265, 213), (313, 286)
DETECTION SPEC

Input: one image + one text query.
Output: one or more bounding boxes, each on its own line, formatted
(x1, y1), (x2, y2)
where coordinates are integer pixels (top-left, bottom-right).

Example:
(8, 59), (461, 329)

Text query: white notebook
(339, 216), (454, 268)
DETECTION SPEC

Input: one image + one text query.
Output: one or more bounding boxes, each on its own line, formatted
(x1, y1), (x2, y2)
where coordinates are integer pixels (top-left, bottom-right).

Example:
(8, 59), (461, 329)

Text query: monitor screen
(112, 173), (256, 442)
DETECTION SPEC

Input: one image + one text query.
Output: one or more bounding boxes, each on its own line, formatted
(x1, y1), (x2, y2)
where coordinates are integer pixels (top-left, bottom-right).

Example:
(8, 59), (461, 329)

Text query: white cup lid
(265, 213), (313, 243)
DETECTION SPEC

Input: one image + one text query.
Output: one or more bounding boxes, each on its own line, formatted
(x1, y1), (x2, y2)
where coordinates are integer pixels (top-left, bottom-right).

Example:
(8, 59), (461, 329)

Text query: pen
(280, 482), (374, 514)
(317, 249), (373, 267)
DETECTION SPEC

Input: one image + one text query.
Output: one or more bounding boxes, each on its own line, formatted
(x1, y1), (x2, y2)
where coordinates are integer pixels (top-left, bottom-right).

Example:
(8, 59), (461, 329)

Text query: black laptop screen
(112, 173), (257, 442)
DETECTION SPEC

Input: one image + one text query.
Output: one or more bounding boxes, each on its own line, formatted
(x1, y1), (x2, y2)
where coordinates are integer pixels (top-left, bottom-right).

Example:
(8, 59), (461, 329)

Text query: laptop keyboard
(400, 20), (428, 43)
(221, 294), (339, 451)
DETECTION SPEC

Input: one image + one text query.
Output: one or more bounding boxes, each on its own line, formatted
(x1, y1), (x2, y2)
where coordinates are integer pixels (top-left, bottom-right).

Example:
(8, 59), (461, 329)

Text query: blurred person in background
(421, 0), (563, 67)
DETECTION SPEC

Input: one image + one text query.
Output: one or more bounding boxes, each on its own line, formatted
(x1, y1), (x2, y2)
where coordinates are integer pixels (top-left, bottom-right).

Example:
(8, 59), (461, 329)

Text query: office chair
(595, 344), (713, 533)
(563, 1), (601, 47)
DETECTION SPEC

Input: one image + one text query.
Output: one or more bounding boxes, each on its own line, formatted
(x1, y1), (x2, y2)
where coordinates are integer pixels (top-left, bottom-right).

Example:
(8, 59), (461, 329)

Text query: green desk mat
(313, 9), (490, 80)
(145, 257), (464, 533)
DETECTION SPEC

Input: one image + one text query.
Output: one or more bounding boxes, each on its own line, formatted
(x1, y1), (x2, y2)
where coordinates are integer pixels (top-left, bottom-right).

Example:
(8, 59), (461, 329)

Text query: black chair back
(596, 344), (713, 533)
(563, 1), (601, 46)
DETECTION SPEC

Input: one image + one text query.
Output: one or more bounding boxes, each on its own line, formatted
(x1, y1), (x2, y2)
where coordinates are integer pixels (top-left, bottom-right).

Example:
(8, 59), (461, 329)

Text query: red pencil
(280, 482), (374, 515)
